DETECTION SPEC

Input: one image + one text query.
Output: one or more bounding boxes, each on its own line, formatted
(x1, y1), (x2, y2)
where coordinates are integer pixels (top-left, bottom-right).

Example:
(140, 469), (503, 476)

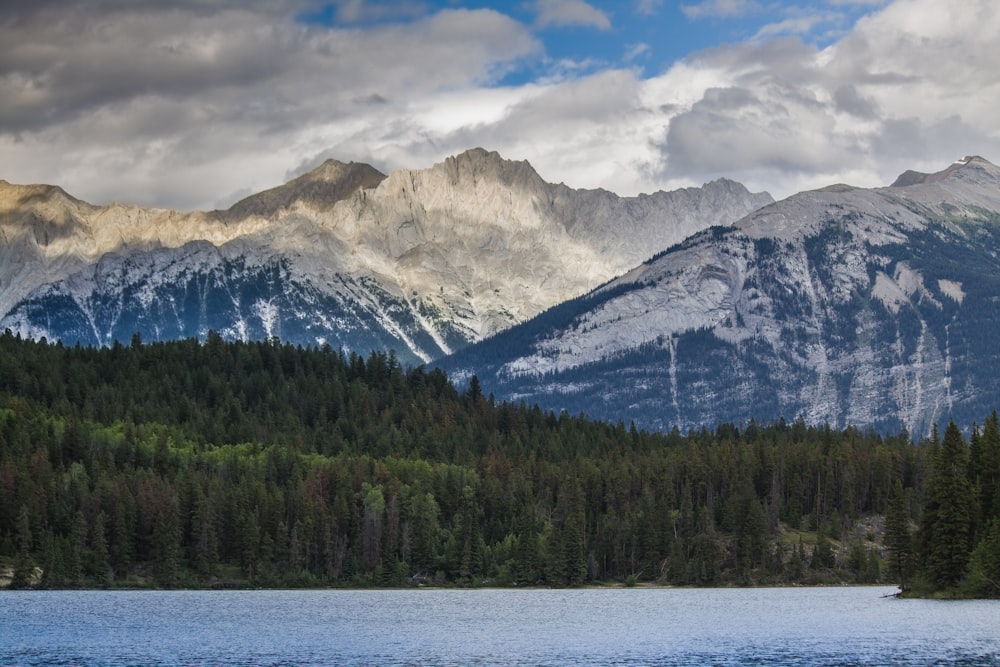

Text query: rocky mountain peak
(304, 158), (385, 184)
(434, 147), (546, 191)
(1, 148), (775, 364)
(0, 180), (87, 216)
(223, 159), (386, 219)
(884, 155), (1000, 222)
(441, 155), (1000, 436)
(0, 181), (94, 251)
(890, 155), (998, 187)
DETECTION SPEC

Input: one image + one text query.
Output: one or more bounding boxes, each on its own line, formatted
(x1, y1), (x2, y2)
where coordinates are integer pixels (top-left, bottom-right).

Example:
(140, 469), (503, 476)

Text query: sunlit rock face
(440, 157), (1000, 436)
(0, 148), (771, 364)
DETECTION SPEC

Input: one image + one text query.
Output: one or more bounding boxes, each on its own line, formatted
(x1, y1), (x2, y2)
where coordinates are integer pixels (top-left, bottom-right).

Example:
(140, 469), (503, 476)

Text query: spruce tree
(562, 485), (588, 586)
(967, 519), (1000, 597)
(884, 479), (913, 590)
(90, 511), (111, 586)
(975, 412), (1000, 528)
(10, 505), (33, 588)
(923, 422), (973, 590)
(152, 496), (183, 587)
(811, 521), (834, 571)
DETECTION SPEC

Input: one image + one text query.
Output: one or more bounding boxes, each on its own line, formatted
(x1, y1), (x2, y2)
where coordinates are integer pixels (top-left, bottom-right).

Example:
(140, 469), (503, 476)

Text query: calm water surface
(2, 586), (999, 666)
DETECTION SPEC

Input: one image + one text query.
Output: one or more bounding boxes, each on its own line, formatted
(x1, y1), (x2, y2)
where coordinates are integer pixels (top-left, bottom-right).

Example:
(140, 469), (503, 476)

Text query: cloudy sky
(2, 0), (998, 210)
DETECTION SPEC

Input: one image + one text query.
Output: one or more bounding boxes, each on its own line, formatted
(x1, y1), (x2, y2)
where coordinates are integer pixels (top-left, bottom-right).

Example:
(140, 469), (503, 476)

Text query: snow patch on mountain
(445, 155), (1000, 436)
(938, 279), (965, 304)
(2, 149), (772, 361)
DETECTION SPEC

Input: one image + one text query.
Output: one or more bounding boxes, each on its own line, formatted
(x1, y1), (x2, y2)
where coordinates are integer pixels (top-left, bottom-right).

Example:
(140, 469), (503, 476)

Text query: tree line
(0, 330), (997, 595)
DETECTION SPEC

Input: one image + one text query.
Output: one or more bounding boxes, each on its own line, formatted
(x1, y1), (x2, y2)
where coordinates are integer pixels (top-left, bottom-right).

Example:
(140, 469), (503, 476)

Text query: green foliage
(970, 412), (1000, 537)
(0, 331), (993, 594)
(884, 479), (913, 590)
(921, 422), (973, 590)
(964, 519), (1000, 597)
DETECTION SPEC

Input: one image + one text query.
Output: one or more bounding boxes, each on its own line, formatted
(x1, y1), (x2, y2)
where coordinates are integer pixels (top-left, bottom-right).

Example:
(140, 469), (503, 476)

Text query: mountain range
(440, 156), (1000, 436)
(3, 150), (999, 435)
(0, 148), (770, 364)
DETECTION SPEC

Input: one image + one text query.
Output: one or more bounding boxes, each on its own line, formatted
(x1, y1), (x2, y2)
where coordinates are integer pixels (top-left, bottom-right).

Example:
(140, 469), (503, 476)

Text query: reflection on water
(3, 586), (999, 666)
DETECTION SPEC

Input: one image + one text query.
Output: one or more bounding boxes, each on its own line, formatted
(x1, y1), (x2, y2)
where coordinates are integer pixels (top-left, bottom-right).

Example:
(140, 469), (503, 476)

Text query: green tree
(68, 510), (89, 586)
(238, 511), (261, 580)
(970, 412), (1000, 531)
(109, 496), (133, 577)
(810, 522), (835, 571)
(89, 511), (112, 586)
(966, 519), (1000, 597)
(407, 491), (441, 577)
(361, 483), (386, 574)
(449, 485), (481, 584)
(192, 494), (219, 577)
(787, 538), (805, 583)
(10, 505), (34, 588)
(922, 422), (973, 589)
(732, 486), (767, 584)
(512, 509), (540, 584)
(152, 494), (183, 587)
(562, 483), (588, 586)
(884, 479), (913, 590)
(690, 508), (720, 585)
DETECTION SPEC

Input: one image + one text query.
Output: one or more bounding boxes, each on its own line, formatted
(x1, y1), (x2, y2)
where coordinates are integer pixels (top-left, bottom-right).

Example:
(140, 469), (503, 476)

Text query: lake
(2, 586), (998, 666)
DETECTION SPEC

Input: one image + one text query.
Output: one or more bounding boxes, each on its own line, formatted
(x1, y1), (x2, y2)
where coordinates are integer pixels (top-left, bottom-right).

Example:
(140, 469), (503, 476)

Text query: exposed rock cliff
(0, 148), (772, 363)
(440, 156), (1000, 436)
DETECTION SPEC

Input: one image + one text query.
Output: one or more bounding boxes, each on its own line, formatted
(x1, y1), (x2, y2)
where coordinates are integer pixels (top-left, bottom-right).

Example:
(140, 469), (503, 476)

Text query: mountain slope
(439, 157), (1000, 436)
(0, 149), (772, 363)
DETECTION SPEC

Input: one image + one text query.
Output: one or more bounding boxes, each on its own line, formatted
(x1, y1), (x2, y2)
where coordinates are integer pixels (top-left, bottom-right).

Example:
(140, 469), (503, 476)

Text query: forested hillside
(1, 331), (997, 595)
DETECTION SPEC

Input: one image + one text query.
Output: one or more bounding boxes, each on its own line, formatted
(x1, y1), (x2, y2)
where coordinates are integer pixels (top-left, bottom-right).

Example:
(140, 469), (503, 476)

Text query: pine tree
(787, 538), (805, 583)
(68, 510), (89, 586)
(966, 519), (1000, 597)
(39, 531), (68, 588)
(923, 422), (973, 590)
(361, 483), (385, 574)
(811, 522), (834, 571)
(667, 538), (688, 584)
(562, 484), (588, 586)
(884, 479), (913, 590)
(407, 491), (441, 577)
(192, 494), (219, 577)
(512, 509), (540, 584)
(542, 521), (566, 585)
(90, 511), (112, 586)
(152, 495), (183, 587)
(10, 505), (33, 588)
(973, 412), (1000, 529)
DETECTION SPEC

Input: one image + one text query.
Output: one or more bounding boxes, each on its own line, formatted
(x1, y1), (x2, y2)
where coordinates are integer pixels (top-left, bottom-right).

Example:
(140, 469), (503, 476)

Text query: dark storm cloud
(0, 3), (302, 132)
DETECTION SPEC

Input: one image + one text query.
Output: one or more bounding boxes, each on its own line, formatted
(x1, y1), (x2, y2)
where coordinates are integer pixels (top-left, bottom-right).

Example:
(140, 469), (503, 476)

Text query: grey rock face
(440, 157), (1000, 436)
(0, 148), (772, 364)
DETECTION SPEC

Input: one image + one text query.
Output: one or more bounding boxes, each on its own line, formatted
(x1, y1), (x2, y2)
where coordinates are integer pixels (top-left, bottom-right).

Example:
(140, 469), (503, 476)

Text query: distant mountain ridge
(6, 151), (1000, 435)
(0, 148), (772, 363)
(439, 156), (1000, 436)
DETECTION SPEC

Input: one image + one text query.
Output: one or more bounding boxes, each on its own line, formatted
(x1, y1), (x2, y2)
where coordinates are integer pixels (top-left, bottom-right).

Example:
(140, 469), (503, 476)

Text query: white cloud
(532, 0), (612, 30)
(753, 15), (830, 40)
(827, 0), (888, 5)
(654, 0), (1000, 198)
(635, 0), (664, 15)
(624, 43), (652, 62)
(681, 0), (761, 20)
(333, 0), (430, 23)
(0, 0), (998, 214)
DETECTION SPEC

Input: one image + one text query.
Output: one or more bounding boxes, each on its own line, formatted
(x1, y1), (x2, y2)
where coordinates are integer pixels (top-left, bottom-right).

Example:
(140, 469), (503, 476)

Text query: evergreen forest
(1, 331), (998, 596)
